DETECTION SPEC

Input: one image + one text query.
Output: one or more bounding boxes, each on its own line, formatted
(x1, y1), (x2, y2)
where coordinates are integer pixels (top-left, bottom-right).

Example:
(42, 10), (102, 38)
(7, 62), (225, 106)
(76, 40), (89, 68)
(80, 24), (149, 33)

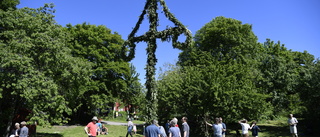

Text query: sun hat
(92, 116), (98, 121)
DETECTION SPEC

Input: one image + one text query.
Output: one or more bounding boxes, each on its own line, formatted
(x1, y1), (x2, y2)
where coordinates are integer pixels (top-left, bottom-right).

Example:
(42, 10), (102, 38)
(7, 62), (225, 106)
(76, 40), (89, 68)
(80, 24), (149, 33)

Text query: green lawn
(34, 125), (144, 137)
(32, 118), (317, 137)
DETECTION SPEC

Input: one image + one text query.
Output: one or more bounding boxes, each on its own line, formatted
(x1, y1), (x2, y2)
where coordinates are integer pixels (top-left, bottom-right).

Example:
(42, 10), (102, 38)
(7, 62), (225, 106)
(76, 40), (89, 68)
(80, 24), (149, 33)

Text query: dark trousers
(126, 132), (133, 137)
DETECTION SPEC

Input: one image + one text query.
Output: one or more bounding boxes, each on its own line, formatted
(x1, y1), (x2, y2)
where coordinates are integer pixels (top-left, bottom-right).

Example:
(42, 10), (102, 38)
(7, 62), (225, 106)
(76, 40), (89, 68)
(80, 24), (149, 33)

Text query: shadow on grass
(259, 125), (289, 136)
(31, 133), (63, 137)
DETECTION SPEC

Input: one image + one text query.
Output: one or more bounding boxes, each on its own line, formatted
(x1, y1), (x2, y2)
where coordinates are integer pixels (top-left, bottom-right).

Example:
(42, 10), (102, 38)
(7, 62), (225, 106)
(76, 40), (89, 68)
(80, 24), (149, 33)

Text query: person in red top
(84, 116), (98, 137)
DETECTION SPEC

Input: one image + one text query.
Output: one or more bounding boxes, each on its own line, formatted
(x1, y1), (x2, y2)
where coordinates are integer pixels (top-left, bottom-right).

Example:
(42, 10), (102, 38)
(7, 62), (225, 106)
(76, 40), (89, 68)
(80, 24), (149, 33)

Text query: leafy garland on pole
(123, 0), (192, 123)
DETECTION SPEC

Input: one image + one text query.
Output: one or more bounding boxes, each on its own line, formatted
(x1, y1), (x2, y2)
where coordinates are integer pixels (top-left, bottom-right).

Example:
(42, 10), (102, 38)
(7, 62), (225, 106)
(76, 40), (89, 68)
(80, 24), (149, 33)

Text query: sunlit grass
(34, 117), (318, 137)
(35, 125), (144, 137)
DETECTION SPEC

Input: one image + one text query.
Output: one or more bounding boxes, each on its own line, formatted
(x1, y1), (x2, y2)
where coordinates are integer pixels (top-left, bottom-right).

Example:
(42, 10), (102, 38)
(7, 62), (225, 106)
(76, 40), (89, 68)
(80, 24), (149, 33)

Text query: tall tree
(257, 39), (301, 115)
(174, 17), (271, 135)
(158, 53), (270, 136)
(123, 0), (192, 123)
(295, 52), (319, 124)
(65, 23), (133, 118)
(0, 4), (91, 135)
(123, 64), (145, 118)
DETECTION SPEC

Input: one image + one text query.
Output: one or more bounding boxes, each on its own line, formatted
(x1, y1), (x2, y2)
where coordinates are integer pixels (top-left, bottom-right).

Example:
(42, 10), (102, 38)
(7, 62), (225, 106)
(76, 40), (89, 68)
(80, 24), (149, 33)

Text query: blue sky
(18, 0), (320, 84)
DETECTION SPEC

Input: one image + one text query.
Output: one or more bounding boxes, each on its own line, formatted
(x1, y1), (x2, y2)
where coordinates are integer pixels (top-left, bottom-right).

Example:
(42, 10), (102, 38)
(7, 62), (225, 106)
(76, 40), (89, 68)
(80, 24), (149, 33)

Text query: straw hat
(92, 116), (98, 121)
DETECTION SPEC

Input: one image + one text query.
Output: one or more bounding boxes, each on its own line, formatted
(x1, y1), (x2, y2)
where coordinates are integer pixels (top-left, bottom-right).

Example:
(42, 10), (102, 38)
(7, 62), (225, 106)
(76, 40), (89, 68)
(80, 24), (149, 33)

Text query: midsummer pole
(123, 0), (192, 124)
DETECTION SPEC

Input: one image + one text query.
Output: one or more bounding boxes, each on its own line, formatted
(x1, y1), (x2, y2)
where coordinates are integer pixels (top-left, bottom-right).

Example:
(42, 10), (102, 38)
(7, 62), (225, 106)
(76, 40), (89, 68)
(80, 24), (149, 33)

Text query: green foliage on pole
(123, 0), (192, 123)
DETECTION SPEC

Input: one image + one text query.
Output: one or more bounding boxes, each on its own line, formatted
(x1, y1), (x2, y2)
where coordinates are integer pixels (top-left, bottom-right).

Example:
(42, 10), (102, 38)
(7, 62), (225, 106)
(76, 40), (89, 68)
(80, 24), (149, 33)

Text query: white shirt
(240, 123), (250, 134)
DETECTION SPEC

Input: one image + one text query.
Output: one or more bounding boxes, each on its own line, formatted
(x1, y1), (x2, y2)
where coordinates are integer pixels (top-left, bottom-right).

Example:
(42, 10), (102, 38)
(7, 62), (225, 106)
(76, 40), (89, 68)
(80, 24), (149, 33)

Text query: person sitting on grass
(101, 124), (109, 135)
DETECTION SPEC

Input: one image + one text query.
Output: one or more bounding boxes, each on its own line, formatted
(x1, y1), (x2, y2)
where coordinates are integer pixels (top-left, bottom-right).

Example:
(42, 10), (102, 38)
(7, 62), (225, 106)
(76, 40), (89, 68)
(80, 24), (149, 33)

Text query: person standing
(250, 121), (261, 137)
(206, 118), (223, 137)
(19, 121), (28, 137)
(172, 117), (179, 127)
(84, 116), (98, 137)
(238, 119), (250, 137)
(145, 120), (161, 137)
(181, 117), (190, 137)
(126, 118), (134, 137)
(288, 114), (298, 137)
(10, 123), (20, 137)
(157, 123), (167, 137)
(165, 120), (170, 135)
(219, 117), (226, 137)
(168, 119), (181, 137)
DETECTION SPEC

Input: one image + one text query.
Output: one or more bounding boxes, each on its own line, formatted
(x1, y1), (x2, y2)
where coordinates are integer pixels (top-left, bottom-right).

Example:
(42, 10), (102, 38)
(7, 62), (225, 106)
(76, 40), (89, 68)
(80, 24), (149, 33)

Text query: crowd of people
(144, 117), (190, 137)
(143, 114), (298, 137)
(6, 113), (299, 137)
(9, 113), (298, 137)
(82, 113), (299, 137)
(204, 114), (299, 137)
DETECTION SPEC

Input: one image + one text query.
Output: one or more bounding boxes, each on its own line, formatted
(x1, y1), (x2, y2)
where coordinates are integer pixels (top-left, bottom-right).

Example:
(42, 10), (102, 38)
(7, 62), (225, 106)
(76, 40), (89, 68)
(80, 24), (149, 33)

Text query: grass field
(35, 125), (144, 137)
(31, 118), (318, 137)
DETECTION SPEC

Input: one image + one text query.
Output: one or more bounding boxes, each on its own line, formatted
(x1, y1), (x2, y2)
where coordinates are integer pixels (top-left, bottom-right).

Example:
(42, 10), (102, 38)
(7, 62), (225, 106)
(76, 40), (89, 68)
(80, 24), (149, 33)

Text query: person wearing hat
(19, 121), (28, 137)
(84, 116), (98, 137)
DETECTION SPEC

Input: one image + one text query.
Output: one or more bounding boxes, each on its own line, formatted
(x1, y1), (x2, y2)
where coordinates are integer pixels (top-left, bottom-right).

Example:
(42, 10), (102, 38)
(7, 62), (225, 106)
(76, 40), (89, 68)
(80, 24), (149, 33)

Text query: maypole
(123, 0), (192, 124)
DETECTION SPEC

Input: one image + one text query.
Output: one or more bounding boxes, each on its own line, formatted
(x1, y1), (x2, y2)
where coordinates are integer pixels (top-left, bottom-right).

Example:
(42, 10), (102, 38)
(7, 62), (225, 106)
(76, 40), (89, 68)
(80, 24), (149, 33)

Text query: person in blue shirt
(206, 118), (223, 137)
(145, 120), (161, 137)
(250, 121), (261, 137)
(19, 121), (28, 137)
(96, 119), (102, 135)
(126, 118), (134, 137)
(168, 119), (181, 137)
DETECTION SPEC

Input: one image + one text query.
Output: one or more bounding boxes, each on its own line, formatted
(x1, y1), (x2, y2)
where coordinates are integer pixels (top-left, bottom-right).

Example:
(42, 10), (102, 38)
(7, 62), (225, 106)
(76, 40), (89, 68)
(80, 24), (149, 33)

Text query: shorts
(290, 126), (297, 134)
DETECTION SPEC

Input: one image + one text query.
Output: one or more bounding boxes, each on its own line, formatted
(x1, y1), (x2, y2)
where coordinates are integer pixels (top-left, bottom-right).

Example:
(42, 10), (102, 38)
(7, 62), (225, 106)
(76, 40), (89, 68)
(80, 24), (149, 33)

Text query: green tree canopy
(65, 23), (142, 117)
(192, 16), (259, 64)
(256, 39), (304, 115)
(0, 4), (92, 135)
(0, 0), (19, 11)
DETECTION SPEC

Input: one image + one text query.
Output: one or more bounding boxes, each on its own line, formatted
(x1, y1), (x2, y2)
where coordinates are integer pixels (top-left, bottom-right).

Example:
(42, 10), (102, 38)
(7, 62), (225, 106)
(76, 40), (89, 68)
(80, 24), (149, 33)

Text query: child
(101, 124), (109, 135)
(251, 121), (261, 137)
(133, 124), (137, 134)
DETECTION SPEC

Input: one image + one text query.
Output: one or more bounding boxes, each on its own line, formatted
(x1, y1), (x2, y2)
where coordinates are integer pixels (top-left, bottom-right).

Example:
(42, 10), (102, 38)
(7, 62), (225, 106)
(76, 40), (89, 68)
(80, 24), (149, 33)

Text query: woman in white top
(238, 119), (251, 137)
